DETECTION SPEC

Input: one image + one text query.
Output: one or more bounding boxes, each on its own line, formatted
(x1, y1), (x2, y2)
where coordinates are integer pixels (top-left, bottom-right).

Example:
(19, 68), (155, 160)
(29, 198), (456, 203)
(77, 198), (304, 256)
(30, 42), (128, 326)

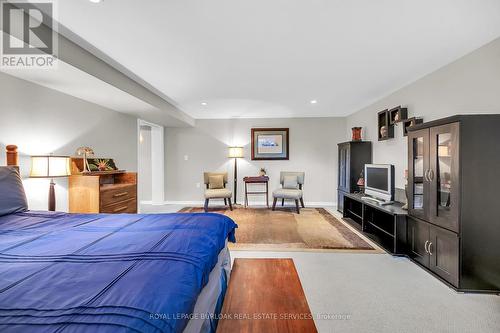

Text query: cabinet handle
(113, 206), (128, 213)
(424, 170), (430, 182)
(428, 170), (434, 181)
(113, 192), (128, 198)
(428, 242), (433, 255)
(424, 240), (429, 253)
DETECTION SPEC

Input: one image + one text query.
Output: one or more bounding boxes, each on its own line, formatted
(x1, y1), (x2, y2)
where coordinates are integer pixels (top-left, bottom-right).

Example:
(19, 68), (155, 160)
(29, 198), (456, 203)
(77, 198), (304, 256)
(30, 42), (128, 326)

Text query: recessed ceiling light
(89, 0), (102, 3)
(201, 102), (208, 106)
(310, 100), (318, 104)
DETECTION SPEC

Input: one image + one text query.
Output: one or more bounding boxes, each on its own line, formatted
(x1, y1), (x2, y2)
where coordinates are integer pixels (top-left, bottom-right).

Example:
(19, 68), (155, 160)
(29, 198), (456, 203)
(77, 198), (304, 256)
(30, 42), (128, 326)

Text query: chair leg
(228, 198), (233, 211)
(282, 198), (285, 206)
(272, 198), (277, 211)
(300, 198), (305, 208)
(224, 198), (227, 205)
(204, 199), (209, 212)
(295, 200), (300, 214)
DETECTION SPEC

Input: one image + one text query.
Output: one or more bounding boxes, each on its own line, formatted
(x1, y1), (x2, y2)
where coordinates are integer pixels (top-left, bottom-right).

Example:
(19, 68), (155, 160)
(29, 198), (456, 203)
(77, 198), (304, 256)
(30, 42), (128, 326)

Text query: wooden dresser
(68, 159), (137, 214)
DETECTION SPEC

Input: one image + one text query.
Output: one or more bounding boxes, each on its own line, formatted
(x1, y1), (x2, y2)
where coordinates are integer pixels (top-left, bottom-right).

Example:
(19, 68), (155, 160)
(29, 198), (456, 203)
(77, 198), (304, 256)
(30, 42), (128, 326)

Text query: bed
(0, 147), (237, 333)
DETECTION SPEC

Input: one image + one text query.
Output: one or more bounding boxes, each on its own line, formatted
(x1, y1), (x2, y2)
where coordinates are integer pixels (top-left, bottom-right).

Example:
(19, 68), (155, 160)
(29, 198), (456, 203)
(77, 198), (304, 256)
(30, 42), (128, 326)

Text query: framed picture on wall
(251, 128), (289, 160)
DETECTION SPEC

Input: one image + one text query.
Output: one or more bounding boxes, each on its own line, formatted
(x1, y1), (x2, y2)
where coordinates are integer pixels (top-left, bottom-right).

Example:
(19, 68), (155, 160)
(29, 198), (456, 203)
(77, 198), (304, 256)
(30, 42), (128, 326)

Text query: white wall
(346, 37), (500, 189)
(138, 125), (153, 201)
(165, 117), (346, 205)
(0, 72), (138, 212)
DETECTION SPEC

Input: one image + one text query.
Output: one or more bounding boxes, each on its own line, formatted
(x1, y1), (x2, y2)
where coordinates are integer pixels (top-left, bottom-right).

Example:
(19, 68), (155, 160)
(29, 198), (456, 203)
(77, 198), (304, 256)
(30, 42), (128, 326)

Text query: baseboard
(142, 200), (336, 208)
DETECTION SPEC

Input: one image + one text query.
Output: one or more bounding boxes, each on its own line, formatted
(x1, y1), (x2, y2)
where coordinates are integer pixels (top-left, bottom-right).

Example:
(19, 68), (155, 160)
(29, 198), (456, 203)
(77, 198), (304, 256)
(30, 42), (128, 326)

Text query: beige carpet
(180, 206), (378, 252)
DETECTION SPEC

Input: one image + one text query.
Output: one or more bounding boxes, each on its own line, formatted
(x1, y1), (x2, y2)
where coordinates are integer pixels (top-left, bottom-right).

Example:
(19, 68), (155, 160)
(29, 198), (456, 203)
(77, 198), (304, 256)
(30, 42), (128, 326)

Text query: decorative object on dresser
(251, 128), (289, 160)
(228, 147), (243, 204)
(337, 141), (372, 213)
(351, 127), (362, 141)
(407, 114), (500, 293)
(74, 146), (95, 172)
(259, 167), (266, 176)
(243, 176), (269, 208)
(30, 155), (71, 211)
(68, 157), (137, 213)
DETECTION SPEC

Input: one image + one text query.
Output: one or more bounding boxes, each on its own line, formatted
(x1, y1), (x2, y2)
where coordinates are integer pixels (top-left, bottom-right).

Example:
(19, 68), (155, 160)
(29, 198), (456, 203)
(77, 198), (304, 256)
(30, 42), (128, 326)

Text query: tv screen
(366, 167), (388, 192)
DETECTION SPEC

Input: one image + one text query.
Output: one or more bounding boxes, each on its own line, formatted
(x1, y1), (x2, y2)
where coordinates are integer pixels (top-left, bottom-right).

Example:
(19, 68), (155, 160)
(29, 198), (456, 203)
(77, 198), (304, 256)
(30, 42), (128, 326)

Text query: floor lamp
(30, 155), (71, 211)
(228, 147), (243, 205)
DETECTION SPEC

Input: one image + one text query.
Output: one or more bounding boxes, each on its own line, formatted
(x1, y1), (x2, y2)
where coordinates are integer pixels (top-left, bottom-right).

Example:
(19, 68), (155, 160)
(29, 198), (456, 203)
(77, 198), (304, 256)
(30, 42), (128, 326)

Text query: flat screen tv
(364, 164), (395, 202)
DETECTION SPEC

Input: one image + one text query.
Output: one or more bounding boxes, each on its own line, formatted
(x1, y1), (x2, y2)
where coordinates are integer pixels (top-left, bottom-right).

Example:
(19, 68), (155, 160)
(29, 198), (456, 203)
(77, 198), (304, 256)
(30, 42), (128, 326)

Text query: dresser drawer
(100, 184), (136, 207)
(101, 198), (137, 214)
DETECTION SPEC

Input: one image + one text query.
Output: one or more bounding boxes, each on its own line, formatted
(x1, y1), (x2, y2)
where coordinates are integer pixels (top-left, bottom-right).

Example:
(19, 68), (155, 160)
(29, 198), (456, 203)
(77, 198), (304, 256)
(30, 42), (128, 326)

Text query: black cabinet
(407, 217), (459, 287)
(344, 193), (407, 255)
(407, 115), (500, 293)
(337, 141), (372, 213)
(407, 217), (429, 267)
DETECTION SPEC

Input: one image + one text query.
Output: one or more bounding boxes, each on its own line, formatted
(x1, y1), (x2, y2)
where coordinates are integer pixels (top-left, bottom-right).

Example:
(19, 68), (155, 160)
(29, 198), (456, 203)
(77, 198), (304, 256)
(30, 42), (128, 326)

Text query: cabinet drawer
(100, 184), (136, 207)
(101, 198), (137, 214)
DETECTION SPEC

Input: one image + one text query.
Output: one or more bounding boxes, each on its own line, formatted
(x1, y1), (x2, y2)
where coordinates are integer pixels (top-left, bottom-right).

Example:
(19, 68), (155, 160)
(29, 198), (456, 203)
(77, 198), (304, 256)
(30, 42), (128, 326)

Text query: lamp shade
(30, 156), (71, 178)
(228, 147), (243, 158)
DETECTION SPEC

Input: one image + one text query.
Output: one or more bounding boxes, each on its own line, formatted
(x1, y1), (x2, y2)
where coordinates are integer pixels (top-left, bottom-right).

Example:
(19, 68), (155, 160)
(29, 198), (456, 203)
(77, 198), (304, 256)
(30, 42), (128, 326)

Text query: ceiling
(56, 0), (500, 119)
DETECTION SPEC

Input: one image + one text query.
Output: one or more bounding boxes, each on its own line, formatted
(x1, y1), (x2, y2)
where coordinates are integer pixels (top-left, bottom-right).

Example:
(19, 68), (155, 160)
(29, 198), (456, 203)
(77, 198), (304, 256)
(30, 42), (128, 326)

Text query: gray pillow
(0, 167), (28, 216)
(283, 175), (299, 189)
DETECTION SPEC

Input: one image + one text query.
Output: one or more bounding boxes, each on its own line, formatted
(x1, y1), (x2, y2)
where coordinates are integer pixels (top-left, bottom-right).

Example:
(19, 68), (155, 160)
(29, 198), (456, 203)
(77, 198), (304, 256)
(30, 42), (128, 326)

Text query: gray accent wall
(0, 71), (137, 211)
(345, 37), (500, 189)
(165, 117), (346, 204)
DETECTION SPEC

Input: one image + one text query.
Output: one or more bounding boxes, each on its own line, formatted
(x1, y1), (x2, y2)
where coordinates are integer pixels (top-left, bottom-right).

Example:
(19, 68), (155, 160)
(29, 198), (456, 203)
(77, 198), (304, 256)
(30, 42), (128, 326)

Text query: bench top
(217, 258), (317, 333)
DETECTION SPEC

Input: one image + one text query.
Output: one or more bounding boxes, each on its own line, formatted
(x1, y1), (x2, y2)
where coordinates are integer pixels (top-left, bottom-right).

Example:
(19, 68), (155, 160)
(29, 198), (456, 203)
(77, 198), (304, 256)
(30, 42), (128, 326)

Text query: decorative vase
(394, 112), (400, 122)
(351, 127), (362, 141)
(380, 126), (388, 138)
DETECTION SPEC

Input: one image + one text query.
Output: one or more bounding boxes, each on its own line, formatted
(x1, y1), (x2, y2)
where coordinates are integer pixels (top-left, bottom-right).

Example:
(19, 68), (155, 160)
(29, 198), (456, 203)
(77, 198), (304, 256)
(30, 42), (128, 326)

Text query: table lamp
(30, 155), (71, 211)
(228, 147), (243, 204)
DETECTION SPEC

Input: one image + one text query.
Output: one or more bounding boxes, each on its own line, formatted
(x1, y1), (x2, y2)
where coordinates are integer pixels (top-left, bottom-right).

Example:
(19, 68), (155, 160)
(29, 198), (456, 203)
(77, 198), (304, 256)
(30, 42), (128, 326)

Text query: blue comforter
(0, 211), (237, 333)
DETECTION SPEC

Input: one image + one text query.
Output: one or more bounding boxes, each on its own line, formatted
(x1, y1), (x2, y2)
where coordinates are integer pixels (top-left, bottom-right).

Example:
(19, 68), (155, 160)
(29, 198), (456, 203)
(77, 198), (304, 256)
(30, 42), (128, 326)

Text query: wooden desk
(243, 176), (269, 208)
(217, 258), (317, 333)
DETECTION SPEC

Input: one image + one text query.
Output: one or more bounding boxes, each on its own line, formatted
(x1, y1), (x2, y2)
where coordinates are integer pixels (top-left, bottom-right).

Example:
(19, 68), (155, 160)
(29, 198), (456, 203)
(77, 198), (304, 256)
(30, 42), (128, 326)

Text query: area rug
(179, 206), (378, 252)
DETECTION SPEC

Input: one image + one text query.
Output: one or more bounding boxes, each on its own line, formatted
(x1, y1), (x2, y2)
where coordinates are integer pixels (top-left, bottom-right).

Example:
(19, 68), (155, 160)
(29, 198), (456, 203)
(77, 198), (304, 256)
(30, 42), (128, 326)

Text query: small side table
(243, 176), (269, 208)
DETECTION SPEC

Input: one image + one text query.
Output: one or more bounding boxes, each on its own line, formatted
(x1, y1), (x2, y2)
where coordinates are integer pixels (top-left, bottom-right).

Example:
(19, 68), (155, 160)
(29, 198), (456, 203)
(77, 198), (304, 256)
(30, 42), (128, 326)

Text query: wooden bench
(217, 258), (317, 333)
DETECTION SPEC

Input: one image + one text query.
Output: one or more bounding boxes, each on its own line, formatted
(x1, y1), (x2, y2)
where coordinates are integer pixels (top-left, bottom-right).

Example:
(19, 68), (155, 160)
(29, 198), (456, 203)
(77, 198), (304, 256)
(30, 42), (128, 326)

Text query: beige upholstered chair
(203, 172), (232, 212)
(272, 172), (305, 214)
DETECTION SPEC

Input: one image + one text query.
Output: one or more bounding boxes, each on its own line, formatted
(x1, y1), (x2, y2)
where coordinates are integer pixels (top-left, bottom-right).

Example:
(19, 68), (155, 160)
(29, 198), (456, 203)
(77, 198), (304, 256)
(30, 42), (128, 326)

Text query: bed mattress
(0, 211), (237, 333)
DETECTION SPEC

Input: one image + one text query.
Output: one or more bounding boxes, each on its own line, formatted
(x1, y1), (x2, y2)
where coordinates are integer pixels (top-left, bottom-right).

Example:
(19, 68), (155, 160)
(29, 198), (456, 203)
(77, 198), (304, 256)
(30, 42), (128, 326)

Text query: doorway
(137, 119), (164, 209)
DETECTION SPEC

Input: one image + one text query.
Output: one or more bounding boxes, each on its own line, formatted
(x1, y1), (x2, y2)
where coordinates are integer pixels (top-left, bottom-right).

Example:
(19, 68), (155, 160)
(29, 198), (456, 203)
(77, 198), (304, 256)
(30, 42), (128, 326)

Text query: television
(364, 164), (395, 203)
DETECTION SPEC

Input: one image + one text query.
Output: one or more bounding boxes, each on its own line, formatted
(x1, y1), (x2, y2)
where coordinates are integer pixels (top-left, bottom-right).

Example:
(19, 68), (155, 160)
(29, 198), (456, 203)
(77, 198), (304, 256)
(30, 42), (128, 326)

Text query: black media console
(343, 193), (407, 255)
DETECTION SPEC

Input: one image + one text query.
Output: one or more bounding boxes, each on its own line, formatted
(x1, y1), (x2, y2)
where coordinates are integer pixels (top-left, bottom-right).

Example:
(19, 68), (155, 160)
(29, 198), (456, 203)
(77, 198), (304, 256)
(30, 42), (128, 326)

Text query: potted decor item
(259, 168), (267, 176)
(351, 127), (362, 141)
(380, 125), (388, 138)
(356, 171), (365, 193)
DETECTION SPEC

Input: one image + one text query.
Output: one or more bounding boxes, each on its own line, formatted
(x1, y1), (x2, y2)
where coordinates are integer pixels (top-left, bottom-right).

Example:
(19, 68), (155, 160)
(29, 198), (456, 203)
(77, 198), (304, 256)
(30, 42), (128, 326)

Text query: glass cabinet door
(338, 145), (350, 191)
(408, 128), (430, 221)
(429, 123), (459, 232)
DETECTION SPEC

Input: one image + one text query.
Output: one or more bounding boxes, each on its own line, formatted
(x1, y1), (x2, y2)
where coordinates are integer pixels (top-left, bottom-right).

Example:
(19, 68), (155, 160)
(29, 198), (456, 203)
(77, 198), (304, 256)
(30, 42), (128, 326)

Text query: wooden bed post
(6, 145), (18, 166)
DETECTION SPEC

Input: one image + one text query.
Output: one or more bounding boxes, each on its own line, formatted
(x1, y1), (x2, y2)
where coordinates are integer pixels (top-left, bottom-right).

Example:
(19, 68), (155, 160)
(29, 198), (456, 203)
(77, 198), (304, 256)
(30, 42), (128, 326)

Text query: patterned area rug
(179, 207), (377, 252)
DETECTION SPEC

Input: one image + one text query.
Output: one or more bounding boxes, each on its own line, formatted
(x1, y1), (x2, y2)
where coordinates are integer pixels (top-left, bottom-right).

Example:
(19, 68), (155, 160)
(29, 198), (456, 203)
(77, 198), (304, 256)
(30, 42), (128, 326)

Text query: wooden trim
(251, 128), (290, 160)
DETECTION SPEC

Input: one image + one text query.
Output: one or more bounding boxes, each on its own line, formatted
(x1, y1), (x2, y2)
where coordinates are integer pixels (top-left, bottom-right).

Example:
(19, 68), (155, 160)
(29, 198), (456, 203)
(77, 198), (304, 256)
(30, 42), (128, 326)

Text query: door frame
(137, 119), (165, 207)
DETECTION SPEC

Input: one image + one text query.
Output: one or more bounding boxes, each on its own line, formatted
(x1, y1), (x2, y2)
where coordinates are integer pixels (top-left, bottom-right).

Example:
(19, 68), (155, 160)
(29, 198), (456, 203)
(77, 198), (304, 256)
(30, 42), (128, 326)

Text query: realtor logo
(1, 0), (57, 68)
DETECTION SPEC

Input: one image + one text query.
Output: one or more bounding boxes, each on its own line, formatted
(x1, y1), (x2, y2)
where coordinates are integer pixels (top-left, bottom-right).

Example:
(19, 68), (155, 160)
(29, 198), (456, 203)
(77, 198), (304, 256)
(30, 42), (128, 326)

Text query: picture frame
(251, 128), (289, 160)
